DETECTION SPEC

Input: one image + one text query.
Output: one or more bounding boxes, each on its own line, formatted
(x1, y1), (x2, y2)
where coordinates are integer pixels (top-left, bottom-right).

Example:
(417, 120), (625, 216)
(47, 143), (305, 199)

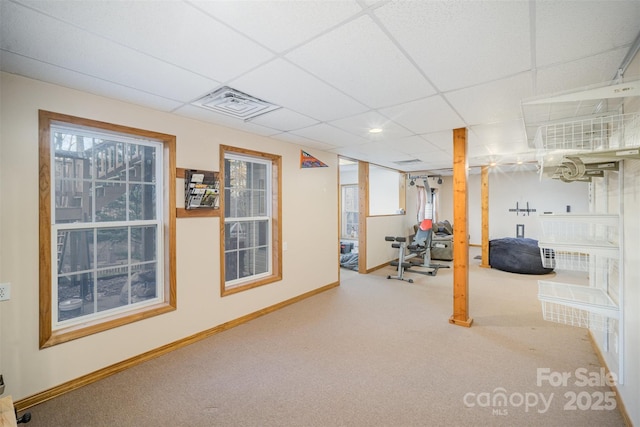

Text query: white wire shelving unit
(535, 112), (640, 181)
(526, 83), (633, 385)
(538, 281), (619, 333)
(537, 212), (620, 327)
(537, 213), (619, 271)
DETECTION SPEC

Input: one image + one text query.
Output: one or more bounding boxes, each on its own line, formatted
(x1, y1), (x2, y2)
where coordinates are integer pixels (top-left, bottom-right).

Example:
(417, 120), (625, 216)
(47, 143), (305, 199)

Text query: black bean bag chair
(489, 237), (554, 275)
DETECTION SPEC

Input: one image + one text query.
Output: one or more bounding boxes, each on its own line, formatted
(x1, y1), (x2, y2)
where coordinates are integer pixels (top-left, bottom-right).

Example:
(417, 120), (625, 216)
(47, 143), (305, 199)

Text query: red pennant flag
(300, 150), (328, 168)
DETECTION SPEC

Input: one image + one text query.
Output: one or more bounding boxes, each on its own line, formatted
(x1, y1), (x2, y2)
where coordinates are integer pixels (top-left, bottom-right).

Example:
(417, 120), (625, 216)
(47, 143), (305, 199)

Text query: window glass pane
(253, 189), (266, 216)
(225, 251), (240, 282)
(54, 132), (93, 224)
(55, 179), (92, 223)
(131, 226), (157, 263)
(128, 144), (156, 183)
(239, 248), (253, 277)
(97, 272), (128, 313)
(130, 263), (158, 303)
(129, 183), (156, 220)
(53, 131), (94, 180)
(225, 221), (246, 249)
(226, 188), (251, 218)
(253, 247), (269, 276)
(57, 229), (94, 274)
(225, 158), (250, 218)
(95, 182), (127, 221)
(256, 220), (268, 246)
(97, 227), (128, 268)
(94, 140), (124, 181)
(58, 272), (94, 322)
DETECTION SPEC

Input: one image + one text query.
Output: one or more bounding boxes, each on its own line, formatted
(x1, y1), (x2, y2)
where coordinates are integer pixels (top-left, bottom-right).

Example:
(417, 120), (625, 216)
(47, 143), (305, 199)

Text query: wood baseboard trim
(587, 330), (632, 427)
(14, 281), (339, 412)
(366, 261), (392, 274)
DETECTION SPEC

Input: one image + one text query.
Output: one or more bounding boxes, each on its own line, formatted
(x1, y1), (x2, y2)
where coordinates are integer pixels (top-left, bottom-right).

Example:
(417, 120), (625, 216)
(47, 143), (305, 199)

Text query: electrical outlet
(0, 283), (10, 301)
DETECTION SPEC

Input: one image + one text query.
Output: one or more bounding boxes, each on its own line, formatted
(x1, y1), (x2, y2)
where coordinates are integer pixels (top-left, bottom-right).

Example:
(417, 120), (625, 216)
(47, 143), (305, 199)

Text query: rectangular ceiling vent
(393, 159), (422, 165)
(192, 86), (281, 121)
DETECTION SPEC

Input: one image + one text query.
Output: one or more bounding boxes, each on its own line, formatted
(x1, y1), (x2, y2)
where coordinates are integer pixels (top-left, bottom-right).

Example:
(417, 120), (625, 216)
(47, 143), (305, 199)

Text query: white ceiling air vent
(393, 159), (423, 166)
(192, 86), (281, 120)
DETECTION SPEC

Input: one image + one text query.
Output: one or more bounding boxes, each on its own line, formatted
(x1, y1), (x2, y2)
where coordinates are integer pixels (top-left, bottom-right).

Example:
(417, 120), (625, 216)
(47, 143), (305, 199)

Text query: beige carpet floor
(22, 250), (625, 426)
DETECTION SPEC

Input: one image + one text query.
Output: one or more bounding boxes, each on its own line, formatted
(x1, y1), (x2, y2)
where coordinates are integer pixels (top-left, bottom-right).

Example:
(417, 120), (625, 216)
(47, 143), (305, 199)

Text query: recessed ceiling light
(368, 128), (383, 134)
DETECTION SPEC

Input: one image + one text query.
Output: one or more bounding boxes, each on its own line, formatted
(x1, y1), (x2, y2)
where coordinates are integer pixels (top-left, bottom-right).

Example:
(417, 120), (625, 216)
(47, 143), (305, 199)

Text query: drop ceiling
(1, 0), (639, 172)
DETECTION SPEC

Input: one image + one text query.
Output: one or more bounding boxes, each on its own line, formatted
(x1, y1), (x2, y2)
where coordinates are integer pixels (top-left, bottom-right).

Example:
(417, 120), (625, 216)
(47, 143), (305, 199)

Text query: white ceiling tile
(376, 0), (531, 91)
(290, 123), (368, 147)
(1, 2), (219, 102)
(379, 96), (465, 134)
(286, 15), (435, 108)
(172, 105), (281, 137)
(16, 0), (274, 82)
(446, 73), (534, 126)
(469, 120), (528, 149)
(0, 52), (183, 112)
(535, 0), (640, 67)
(329, 111), (413, 140)
(192, 0), (362, 53)
(229, 59), (368, 122)
(412, 149), (452, 163)
(535, 48), (629, 95)
(250, 109), (320, 132)
(421, 130), (455, 152)
(389, 135), (442, 155)
(272, 132), (338, 151)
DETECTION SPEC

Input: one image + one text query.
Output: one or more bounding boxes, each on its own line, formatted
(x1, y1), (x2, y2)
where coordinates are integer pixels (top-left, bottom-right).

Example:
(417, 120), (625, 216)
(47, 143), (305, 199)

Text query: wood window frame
(38, 110), (176, 348)
(219, 145), (282, 297)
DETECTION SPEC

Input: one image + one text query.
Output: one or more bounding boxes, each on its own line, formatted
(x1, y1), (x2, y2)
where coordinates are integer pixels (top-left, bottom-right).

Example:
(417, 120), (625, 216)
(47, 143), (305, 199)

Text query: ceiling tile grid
(191, 0), (363, 54)
(14, 0), (275, 83)
(228, 58), (369, 122)
(535, 0), (640, 67)
(1, 0), (639, 172)
(374, 0), (532, 92)
(285, 14), (436, 109)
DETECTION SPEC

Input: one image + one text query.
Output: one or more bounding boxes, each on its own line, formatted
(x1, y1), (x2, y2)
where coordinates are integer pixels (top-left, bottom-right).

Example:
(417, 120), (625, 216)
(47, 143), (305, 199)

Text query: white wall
(619, 158), (640, 424)
(366, 215), (408, 271)
(0, 73), (339, 400)
(435, 169), (589, 243)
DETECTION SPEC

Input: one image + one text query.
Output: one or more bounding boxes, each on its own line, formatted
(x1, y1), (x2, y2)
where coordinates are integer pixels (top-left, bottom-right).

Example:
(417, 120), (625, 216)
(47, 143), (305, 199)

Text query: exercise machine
(409, 219), (450, 274)
(385, 236), (414, 283)
(385, 219), (449, 283)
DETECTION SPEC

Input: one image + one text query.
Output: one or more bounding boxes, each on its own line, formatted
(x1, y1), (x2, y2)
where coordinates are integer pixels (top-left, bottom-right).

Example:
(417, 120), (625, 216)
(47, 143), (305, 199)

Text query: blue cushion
(489, 238), (554, 275)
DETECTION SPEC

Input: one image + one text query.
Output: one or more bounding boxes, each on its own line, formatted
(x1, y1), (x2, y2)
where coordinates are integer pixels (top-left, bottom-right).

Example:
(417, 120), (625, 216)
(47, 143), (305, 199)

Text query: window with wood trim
(39, 110), (176, 348)
(220, 145), (281, 296)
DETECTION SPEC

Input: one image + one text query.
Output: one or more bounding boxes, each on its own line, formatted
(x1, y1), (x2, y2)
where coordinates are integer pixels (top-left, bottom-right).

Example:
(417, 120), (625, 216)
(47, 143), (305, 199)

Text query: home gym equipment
(385, 219), (449, 283)
(386, 236), (414, 282)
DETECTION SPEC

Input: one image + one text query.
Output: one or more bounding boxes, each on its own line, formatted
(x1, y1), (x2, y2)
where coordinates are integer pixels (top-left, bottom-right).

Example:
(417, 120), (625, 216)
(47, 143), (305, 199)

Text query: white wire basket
(539, 247), (590, 271)
(537, 214), (619, 271)
(538, 281), (619, 332)
(538, 213), (618, 243)
(534, 113), (640, 151)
